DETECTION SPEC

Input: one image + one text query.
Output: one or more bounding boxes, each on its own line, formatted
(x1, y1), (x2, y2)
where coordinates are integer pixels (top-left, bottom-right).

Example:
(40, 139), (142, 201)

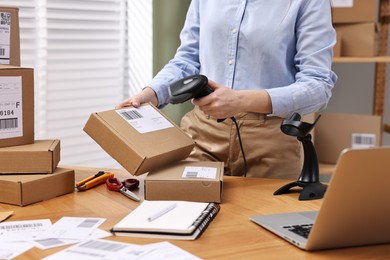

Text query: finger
(207, 80), (220, 90)
(115, 99), (138, 109)
(132, 100), (141, 108)
(115, 101), (127, 109)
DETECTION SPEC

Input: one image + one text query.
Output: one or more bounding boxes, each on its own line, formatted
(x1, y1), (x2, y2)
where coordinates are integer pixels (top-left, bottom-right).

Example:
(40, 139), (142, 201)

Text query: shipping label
(351, 133), (376, 149)
(0, 12), (11, 64)
(182, 167), (217, 179)
(331, 0), (354, 8)
(116, 105), (173, 134)
(0, 76), (23, 139)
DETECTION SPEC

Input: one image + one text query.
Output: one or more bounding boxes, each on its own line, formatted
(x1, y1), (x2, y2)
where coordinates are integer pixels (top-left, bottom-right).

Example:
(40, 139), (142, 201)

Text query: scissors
(106, 177), (141, 202)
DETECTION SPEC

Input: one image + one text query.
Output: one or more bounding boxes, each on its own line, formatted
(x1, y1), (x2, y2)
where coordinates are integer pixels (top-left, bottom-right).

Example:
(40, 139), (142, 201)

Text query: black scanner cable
(167, 74), (248, 177)
(221, 117), (248, 177)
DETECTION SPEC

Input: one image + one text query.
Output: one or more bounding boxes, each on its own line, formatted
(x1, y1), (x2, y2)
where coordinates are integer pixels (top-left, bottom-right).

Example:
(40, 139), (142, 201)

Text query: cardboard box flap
(0, 140), (59, 152)
(83, 112), (145, 171)
(136, 146), (198, 175)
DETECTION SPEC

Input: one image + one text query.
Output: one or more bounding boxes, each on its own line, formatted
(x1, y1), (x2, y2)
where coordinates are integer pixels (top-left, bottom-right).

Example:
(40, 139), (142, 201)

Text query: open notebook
(250, 147), (390, 251)
(111, 200), (219, 240)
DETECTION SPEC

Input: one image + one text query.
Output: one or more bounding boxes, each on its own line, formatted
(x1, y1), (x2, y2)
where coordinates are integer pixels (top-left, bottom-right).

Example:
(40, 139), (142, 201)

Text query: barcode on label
(119, 110), (143, 120)
(35, 238), (64, 247)
(0, 222), (43, 230)
(352, 133), (376, 148)
(0, 48), (5, 56)
(183, 171), (199, 178)
(79, 240), (127, 252)
(77, 219), (100, 228)
(0, 118), (18, 130)
(182, 166), (218, 179)
(0, 12), (11, 25)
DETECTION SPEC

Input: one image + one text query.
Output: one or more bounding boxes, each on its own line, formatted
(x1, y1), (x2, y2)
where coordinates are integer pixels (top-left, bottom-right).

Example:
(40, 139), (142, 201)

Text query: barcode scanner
(169, 75), (246, 176)
(168, 74), (212, 104)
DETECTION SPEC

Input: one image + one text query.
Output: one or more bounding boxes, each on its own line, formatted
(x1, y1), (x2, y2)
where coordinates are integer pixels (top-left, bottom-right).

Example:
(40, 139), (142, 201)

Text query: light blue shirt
(148, 0), (337, 117)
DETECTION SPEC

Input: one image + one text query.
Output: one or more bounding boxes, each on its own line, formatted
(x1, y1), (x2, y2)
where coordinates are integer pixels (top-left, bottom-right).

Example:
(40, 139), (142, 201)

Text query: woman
(116, 0), (337, 179)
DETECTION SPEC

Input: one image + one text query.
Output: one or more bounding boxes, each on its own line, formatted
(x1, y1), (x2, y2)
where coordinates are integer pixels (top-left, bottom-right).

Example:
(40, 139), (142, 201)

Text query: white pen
(147, 203), (177, 222)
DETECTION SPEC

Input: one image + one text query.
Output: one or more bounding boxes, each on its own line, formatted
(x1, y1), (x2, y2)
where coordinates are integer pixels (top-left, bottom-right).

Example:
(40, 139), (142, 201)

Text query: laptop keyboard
(283, 224), (313, 239)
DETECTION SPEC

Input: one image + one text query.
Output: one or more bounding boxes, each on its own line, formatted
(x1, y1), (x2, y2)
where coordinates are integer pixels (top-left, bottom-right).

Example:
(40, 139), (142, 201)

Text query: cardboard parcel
(0, 7), (21, 66)
(0, 140), (60, 174)
(309, 112), (382, 164)
(331, 0), (379, 24)
(145, 161), (224, 203)
(0, 66), (34, 148)
(84, 103), (195, 176)
(0, 167), (75, 206)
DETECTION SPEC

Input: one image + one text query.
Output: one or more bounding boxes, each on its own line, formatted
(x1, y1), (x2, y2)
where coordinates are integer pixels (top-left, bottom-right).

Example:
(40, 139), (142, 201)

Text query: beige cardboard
(84, 103), (195, 176)
(332, 0), (379, 24)
(333, 31), (342, 57)
(0, 211), (13, 222)
(0, 140), (60, 173)
(335, 22), (379, 57)
(0, 7), (20, 66)
(0, 167), (75, 206)
(0, 66), (34, 148)
(314, 113), (382, 164)
(145, 161), (224, 203)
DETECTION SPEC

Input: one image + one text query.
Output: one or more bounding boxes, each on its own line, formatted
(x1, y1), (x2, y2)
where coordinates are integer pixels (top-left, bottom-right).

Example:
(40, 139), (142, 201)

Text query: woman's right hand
(115, 87), (158, 109)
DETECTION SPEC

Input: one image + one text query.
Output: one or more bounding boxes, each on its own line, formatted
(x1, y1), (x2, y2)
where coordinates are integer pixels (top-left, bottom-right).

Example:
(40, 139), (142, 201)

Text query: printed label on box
(116, 105), (173, 134)
(182, 166), (217, 179)
(351, 133), (376, 149)
(0, 12), (11, 64)
(331, 0), (353, 8)
(0, 76), (23, 139)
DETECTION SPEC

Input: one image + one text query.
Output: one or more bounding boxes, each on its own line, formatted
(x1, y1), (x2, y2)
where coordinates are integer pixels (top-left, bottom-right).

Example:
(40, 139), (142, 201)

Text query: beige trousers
(180, 107), (303, 180)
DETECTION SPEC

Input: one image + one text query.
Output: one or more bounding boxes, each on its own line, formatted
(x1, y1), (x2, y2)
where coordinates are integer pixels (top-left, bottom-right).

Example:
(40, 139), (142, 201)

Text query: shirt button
(228, 59), (234, 65)
(232, 28), (237, 33)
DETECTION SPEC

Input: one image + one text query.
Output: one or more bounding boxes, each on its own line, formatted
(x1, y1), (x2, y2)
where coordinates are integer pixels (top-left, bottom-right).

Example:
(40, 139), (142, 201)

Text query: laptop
(250, 147), (390, 251)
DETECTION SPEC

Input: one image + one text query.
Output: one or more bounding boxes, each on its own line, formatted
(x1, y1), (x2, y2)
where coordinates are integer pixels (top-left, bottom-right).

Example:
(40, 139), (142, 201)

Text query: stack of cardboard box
(331, 0), (380, 57)
(0, 7), (75, 206)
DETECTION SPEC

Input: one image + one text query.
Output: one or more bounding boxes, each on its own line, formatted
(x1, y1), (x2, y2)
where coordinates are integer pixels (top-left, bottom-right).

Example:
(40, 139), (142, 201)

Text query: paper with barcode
(182, 166), (217, 179)
(43, 240), (201, 260)
(34, 217), (106, 242)
(0, 11), (11, 64)
(0, 219), (51, 242)
(33, 228), (111, 250)
(116, 105), (173, 134)
(0, 241), (34, 260)
(0, 76), (23, 139)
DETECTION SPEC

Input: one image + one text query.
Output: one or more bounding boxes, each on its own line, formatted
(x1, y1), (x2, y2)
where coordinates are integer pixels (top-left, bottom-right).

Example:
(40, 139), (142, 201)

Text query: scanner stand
(274, 113), (327, 201)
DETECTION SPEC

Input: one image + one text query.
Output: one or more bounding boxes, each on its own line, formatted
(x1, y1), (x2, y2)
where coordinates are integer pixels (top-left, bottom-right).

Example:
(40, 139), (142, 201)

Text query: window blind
(0, 0), (153, 168)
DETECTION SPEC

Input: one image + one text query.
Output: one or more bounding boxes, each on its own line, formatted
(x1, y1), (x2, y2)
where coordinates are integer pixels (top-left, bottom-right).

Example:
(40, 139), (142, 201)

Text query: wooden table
(1, 166), (389, 259)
